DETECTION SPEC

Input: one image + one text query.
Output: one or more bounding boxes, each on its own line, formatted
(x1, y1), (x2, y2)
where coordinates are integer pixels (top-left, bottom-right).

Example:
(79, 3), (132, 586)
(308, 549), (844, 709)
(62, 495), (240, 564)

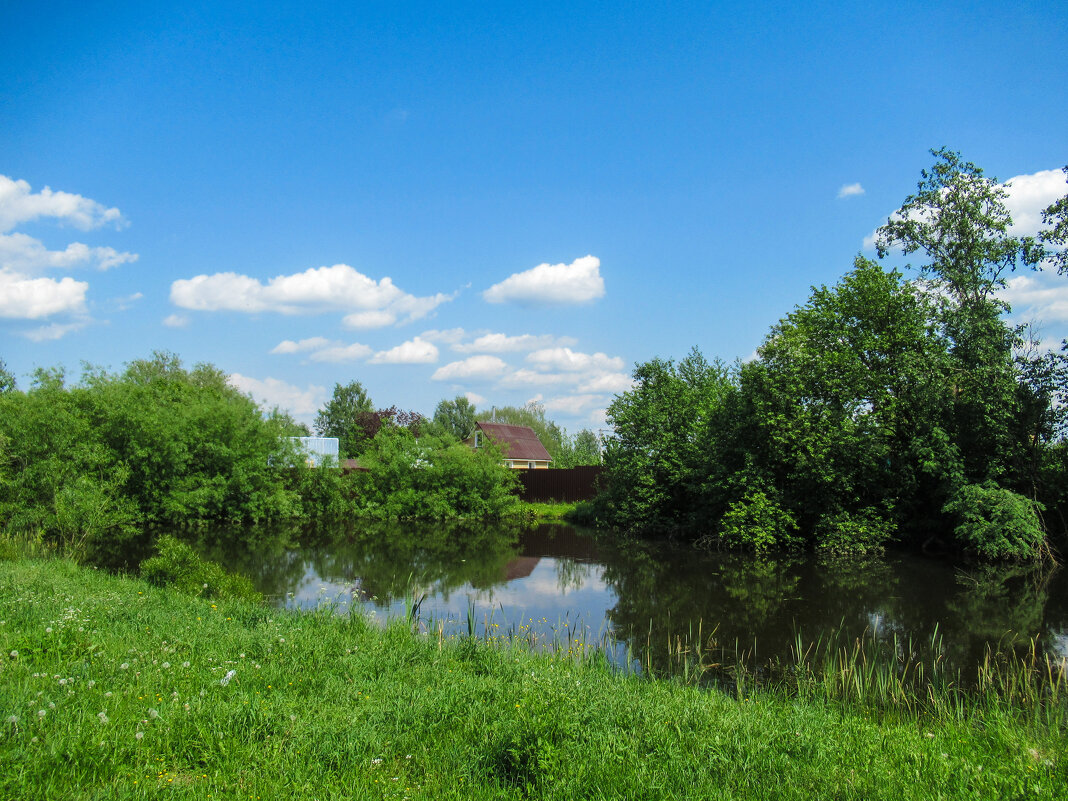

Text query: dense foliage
(591, 151), (1068, 559)
(0, 354), (521, 557)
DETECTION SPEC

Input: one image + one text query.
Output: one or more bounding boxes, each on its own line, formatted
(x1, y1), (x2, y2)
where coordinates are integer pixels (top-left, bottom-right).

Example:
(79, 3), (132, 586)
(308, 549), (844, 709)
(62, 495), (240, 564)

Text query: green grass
(515, 501), (578, 520)
(2, 557), (1067, 800)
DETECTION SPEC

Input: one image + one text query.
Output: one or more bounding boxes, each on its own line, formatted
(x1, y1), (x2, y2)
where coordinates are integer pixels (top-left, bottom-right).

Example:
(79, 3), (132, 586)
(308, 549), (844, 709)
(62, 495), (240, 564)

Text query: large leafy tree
(600, 348), (733, 530)
(433, 395), (477, 440)
(724, 257), (956, 545)
(314, 380), (375, 457)
(876, 148), (1042, 485)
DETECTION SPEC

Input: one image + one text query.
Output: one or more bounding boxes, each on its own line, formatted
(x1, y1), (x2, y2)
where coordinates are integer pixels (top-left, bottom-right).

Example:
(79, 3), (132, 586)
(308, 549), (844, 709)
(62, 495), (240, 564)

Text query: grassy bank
(2, 558), (1066, 800)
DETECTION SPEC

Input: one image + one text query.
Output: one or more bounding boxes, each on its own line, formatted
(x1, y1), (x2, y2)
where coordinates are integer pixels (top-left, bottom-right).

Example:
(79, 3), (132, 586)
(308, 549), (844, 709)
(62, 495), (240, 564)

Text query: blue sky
(3, 0), (1067, 432)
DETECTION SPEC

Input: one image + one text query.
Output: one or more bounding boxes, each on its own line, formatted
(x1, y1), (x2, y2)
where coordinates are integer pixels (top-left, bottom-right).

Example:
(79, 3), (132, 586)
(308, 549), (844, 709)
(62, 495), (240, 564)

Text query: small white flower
(30, 736), (38, 743)
(148, 709), (159, 719)
(182, 661), (190, 668)
(45, 627), (53, 633)
(289, 714), (296, 721)
(119, 663), (129, 670)
(37, 710), (46, 719)
(87, 680), (96, 689)
(5, 715), (16, 724)
(104, 692), (112, 698)
(220, 669), (236, 687)
(183, 703), (190, 711)
(9, 651), (17, 658)
(161, 662), (170, 669)
(371, 758), (382, 765)
(135, 731), (144, 741)
(48, 702), (55, 710)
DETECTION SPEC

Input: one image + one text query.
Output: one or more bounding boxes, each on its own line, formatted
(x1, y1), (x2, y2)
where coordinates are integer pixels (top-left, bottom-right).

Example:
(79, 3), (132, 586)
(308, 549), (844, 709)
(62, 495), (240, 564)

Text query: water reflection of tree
(191, 519), (525, 604)
(554, 558), (592, 593)
(593, 538), (1065, 681)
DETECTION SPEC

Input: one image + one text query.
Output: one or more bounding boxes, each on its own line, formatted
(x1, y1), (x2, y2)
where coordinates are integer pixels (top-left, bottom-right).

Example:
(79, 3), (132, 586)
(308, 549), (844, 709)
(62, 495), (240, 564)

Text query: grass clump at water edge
(2, 556), (1067, 800)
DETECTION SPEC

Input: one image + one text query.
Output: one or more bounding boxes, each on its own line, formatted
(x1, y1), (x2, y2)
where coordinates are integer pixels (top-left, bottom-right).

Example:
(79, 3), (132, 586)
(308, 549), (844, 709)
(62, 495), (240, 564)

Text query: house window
(505, 460), (513, 468)
(528, 461), (535, 469)
(474, 432), (481, 448)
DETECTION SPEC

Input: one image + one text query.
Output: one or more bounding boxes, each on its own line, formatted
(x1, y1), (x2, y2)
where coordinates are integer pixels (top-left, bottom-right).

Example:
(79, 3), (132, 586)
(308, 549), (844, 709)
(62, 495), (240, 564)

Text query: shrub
(814, 508), (895, 554)
(140, 535), (261, 602)
(942, 482), (1046, 560)
(717, 488), (799, 551)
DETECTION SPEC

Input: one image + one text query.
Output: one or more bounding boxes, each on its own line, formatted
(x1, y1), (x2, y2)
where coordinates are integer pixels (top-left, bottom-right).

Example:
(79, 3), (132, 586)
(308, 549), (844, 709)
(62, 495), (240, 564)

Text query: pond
(192, 521), (1068, 684)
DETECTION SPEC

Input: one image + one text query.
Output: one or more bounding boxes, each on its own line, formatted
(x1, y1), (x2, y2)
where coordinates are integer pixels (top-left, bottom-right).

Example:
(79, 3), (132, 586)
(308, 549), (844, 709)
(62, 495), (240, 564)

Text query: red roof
(476, 422), (552, 462)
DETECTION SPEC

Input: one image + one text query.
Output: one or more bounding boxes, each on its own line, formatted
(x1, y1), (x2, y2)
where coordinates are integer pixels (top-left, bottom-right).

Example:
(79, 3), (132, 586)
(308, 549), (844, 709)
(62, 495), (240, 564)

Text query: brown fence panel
(517, 465), (605, 502)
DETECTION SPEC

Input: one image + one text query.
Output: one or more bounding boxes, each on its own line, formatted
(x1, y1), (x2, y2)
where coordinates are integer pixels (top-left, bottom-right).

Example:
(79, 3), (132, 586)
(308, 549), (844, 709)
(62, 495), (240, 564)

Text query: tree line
(312, 383), (601, 468)
(0, 355), (536, 558)
(586, 150), (1068, 560)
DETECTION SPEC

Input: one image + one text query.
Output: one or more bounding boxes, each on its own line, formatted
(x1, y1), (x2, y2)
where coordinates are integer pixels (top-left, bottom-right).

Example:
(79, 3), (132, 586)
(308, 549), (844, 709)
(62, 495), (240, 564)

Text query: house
(466, 422), (552, 469)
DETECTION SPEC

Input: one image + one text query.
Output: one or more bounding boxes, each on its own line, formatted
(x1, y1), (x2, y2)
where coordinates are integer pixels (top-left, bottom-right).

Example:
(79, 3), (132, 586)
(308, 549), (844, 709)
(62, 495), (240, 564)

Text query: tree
(314, 381), (374, 457)
(599, 348), (733, 531)
(433, 395), (477, 440)
(875, 147), (1045, 307)
(1040, 165), (1068, 274)
(876, 148), (1039, 485)
(0, 359), (15, 394)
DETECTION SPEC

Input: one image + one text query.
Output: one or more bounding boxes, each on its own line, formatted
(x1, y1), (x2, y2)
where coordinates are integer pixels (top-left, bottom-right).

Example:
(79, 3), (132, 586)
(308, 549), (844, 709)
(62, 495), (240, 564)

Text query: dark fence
(517, 465), (605, 503)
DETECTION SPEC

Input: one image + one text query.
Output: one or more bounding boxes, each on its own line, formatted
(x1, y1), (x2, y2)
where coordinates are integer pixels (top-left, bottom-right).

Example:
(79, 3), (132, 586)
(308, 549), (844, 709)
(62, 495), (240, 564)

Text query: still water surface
(195, 522), (1068, 680)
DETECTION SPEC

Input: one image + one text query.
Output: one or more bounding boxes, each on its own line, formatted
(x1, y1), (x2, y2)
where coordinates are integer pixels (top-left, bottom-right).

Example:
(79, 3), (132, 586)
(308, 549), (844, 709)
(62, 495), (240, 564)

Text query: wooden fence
(516, 465), (605, 503)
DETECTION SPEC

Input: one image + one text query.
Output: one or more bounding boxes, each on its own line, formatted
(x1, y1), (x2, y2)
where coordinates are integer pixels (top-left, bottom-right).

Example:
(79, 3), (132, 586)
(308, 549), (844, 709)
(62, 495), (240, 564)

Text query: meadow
(2, 555), (1066, 800)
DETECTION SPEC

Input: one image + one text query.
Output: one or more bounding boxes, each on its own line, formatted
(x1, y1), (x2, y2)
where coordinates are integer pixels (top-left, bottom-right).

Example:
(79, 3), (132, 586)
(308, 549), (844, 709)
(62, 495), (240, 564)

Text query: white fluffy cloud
(1005, 168), (1067, 237)
(577, 371), (634, 393)
(432, 355), (508, 381)
(525, 347), (624, 373)
(465, 391), (486, 405)
(22, 320), (89, 342)
(270, 336), (334, 354)
(454, 332), (577, 353)
(162, 314), (190, 328)
(1001, 273), (1068, 322)
(0, 271), (88, 319)
(228, 373), (325, 417)
(542, 394), (603, 415)
(483, 255), (605, 306)
(0, 176), (136, 333)
(0, 232), (137, 273)
(170, 264), (452, 327)
(420, 327), (468, 344)
(369, 336), (439, 364)
(838, 183), (865, 199)
(0, 175), (126, 233)
(498, 369), (576, 388)
(308, 342), (374, 363)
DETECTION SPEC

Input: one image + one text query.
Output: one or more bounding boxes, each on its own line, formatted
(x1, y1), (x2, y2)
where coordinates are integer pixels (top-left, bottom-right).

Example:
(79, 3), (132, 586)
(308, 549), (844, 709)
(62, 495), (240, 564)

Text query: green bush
(942, 482), (1046, 560)
(139, 534), (262, 602)
(717, 488), (799, 551)
(814, 508), (895, 554)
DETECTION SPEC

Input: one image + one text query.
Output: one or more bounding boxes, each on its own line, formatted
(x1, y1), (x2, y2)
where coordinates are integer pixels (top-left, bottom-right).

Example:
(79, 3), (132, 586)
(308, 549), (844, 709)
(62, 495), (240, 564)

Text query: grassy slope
(1, 558), (1065, 800)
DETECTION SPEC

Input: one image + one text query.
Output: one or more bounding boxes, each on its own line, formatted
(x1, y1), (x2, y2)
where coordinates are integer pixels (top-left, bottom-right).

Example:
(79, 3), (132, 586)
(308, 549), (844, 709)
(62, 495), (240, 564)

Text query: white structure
(288, 436), (340, 467)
